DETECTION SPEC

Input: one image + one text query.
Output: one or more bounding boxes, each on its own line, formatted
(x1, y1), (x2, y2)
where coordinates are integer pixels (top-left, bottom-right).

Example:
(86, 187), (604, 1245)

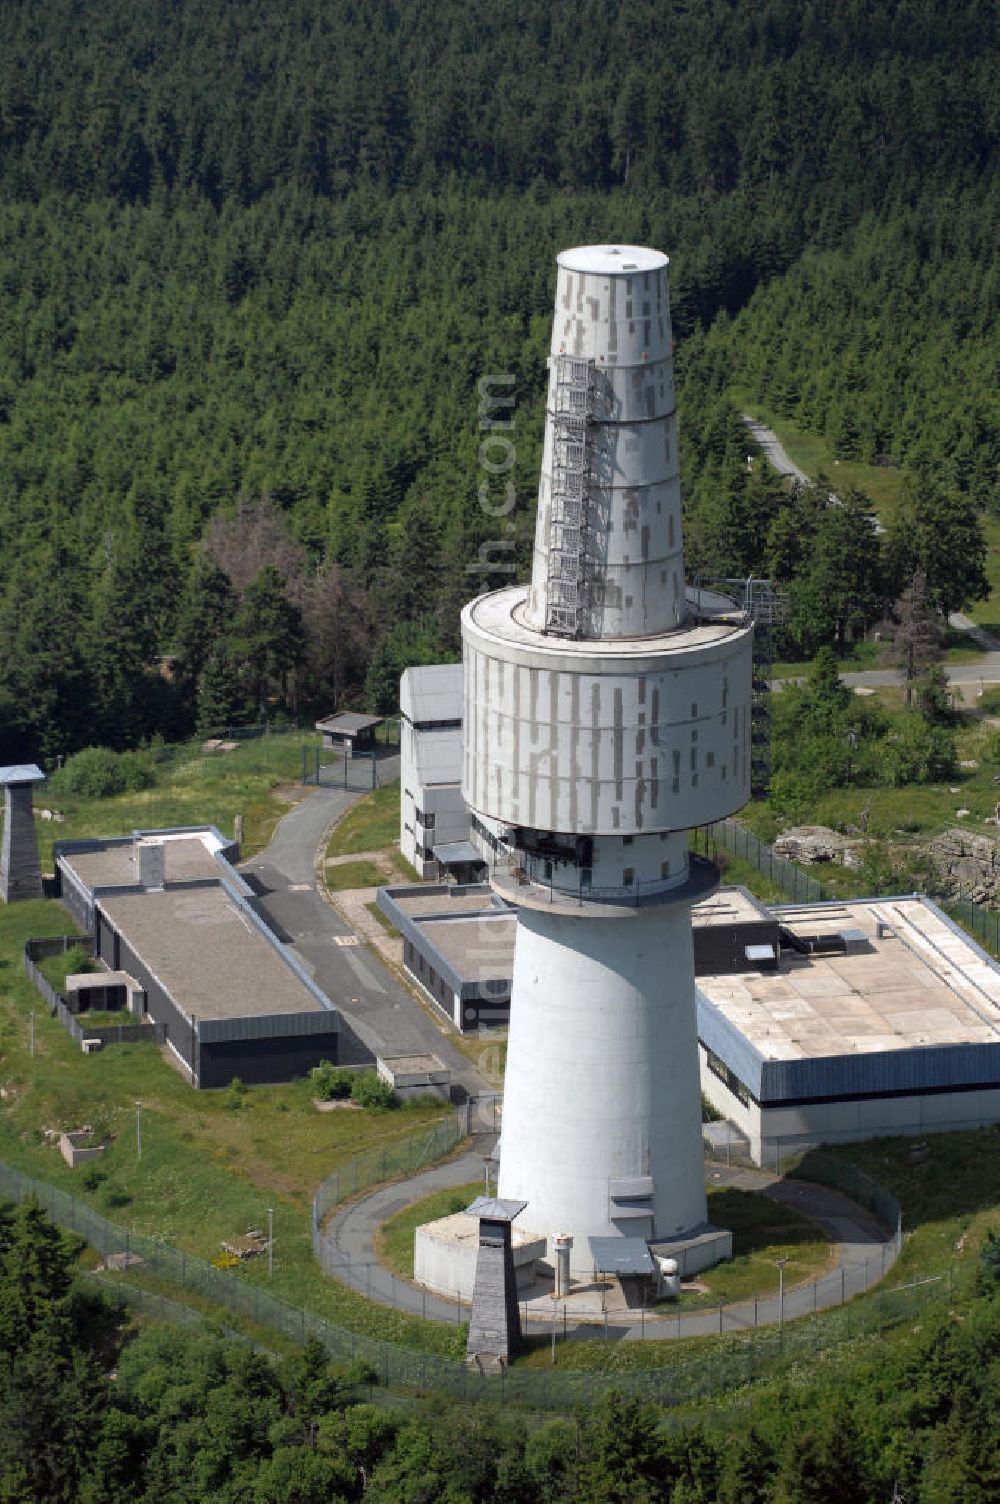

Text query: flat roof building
(377, 884), (514, 1030)
(315, 712), (384, 756)
(55, 827), (338, 1088)
(399, 665), (472, 880)
(697, 895), (1000, 1166)
(381, 877), (1000, 1161)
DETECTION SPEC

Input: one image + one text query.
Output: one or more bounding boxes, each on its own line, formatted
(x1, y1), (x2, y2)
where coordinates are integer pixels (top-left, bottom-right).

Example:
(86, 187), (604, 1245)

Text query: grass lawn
(37, 732), (319, 868)
(377, 1181), (481, 1278)
(799, 1130), (1000, 1296)
(678, 1188), (832, 1308)
(516, 1127), (1000, 1374)
(366, 902), (399, 936)
(326, 781), (402, 858)
(734, 392), (908, 520)
(0, 891), (468, 1357)
(772, 640), (881, 679)
(325, 859), (386, 892)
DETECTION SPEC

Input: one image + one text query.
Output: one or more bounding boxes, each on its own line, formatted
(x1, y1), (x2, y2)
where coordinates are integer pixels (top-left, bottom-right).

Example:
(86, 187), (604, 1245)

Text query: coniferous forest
(0, 1199), (998, 1504)
(2, 8), (1000, 1500)
(0, 0), (997, 760)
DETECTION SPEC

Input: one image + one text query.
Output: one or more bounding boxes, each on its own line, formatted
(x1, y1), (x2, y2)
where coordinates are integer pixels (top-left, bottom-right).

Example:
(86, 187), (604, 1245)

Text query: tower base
(497, 897), (709, 1274)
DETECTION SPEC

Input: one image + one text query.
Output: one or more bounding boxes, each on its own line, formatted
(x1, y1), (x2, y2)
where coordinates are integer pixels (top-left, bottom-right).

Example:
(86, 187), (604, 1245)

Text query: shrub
(310, 1060), (354, 1100)
(701, 1094), (723, 1123)
(225, 1076), (248, 1110)
(51, 745), (154, 799)
(103, 1184), (132, 1208)
(350, 1071), (397, 1111)
(977, 1228), (1000, 1293)
(81, 1166), (107, 1192)
(38, 944), (98, 993)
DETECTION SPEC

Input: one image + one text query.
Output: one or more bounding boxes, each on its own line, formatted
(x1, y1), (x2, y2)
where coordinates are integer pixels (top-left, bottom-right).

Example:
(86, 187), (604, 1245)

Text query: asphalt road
(743, 413), (1000, 677)
(742, 415), (812, 487)
(240, 764), (492, 1099)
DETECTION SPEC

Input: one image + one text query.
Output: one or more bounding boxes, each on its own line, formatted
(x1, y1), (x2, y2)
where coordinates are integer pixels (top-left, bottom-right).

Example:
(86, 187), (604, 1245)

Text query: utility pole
(28, 1011), (35, 1058)
(135, 1100), (142, 1160)
(776, 1255), (789, 1337)
(267, 1207), (274, 1278)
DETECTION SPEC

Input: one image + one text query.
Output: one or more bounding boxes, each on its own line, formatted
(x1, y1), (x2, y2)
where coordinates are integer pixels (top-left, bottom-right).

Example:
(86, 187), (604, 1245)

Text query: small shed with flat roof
(0, 763), (45, 902)
(314, 712), (383, 756)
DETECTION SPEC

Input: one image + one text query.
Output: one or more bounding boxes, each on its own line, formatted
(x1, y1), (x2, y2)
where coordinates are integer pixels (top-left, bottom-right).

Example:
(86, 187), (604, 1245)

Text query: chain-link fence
(0, 1143), (952, 1410)
(704, 819), (826, 903)
(312, 1114), (468, 1229)
(790, 1150), (902, 1239)
(948, 896), (1000, 956)
(705, 819), (1000, 961)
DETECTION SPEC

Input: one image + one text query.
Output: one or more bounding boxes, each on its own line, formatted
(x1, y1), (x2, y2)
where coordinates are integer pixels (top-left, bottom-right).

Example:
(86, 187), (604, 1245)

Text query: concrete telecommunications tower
(461, 245), (754, 1269)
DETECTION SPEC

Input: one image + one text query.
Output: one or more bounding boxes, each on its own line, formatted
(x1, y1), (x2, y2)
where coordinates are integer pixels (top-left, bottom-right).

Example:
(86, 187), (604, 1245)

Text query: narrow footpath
(321, 1148), (898, 1343)
(742, 413), (1000, 682)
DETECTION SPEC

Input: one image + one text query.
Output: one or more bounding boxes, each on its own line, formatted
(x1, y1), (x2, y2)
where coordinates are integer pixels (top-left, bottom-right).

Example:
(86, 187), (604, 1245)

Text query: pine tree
(886, 570), (942, 708)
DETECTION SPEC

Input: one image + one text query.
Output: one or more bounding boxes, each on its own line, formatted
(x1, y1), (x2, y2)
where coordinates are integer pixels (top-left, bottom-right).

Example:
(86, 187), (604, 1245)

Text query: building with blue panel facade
(696, 893), (1000, 1165)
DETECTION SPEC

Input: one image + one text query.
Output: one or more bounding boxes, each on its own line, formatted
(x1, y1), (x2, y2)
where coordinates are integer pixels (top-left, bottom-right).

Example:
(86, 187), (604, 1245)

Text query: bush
(350, 1071), (397, 1111)
(81, 1166), (107, 1192)
(51, 745), (154, 799)
(225, 1076), (248, 1110)
(977, 1228), (1000, 1293)
(103, 1184), (132, 1208)
(875, 716), (956, 787)
(310, 1060), (355, 1100)
(38, 944), (98, 994)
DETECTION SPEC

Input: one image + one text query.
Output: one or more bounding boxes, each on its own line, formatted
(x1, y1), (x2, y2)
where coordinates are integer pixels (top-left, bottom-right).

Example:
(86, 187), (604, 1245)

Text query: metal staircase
(545, 356), (594, 636)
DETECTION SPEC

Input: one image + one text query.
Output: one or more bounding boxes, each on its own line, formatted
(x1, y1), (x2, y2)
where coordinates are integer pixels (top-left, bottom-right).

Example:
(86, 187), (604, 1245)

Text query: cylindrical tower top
(522, 243), (685, 640)
(556, 243), (668, 274)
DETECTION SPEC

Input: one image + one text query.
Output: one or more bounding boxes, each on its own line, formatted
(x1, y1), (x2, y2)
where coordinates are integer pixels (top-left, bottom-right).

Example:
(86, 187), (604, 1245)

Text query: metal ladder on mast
(545, 356), (594, 635)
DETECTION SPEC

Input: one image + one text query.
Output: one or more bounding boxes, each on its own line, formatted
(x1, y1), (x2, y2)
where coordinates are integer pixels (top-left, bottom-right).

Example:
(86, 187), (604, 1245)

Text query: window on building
(706, 1049), (750, 1106)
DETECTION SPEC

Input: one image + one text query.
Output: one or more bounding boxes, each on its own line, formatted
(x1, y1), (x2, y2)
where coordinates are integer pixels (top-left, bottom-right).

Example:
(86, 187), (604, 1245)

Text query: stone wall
(928, 828), (1000, 903)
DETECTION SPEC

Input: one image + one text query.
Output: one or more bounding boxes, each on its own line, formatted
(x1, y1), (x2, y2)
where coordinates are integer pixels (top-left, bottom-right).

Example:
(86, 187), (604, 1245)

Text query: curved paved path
(743, 413), (1000, 677)
(321, 1149), (898, 1343)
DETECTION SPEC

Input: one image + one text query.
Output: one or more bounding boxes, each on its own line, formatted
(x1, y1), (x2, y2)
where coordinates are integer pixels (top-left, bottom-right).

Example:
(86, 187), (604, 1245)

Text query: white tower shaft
(499, 903), (707, 1243)
(524, 245), (685, 640)
(461, 245), (754, 1271)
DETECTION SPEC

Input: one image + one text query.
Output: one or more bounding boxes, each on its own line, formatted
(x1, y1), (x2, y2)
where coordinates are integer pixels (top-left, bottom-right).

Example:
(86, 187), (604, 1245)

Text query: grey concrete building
(55, 826), (338, 1087)
(0, 764), (45, 902)
(379, 878), (1000, 1160)
(399, 665), (471, 878)
(377, 884), (514, 1030)
(697, 893), (1000, 1165)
